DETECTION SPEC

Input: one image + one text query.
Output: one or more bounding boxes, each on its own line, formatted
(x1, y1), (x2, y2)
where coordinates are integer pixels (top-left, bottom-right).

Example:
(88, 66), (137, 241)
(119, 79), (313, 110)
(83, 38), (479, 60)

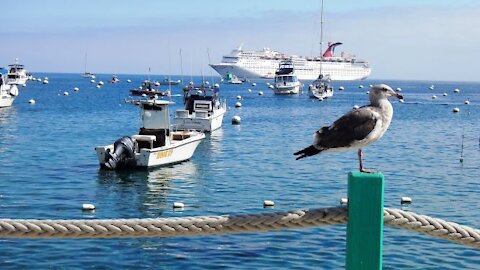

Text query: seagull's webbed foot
(360, 168), (377, 174)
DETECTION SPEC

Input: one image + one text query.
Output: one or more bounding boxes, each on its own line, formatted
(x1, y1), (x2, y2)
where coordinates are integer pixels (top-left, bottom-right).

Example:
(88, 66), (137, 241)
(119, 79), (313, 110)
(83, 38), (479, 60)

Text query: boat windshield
(275, 75), (297, 83)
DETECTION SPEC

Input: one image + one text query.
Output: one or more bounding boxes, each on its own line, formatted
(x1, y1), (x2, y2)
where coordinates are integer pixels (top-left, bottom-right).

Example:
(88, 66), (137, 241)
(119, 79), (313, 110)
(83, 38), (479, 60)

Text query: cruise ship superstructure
(209, 42), (371, 81)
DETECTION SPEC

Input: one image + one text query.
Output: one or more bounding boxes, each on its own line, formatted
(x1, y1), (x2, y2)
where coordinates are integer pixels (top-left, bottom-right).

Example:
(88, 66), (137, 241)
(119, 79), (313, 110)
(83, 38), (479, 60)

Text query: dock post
(346, 171), (384, 270)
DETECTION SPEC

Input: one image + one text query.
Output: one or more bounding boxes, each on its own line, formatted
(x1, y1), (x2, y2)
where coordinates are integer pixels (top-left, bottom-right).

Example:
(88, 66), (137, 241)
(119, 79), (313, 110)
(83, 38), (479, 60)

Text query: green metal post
(346, 171), (384, 270)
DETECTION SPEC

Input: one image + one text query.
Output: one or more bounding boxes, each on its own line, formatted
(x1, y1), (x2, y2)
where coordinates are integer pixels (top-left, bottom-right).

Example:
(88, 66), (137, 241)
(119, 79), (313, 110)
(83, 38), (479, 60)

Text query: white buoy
(28, 99), (35, 104)
(368, 84), (372, 88)
(338, 86), (344, 91)
(37, 78), (42, 82)
(98, 81), (104, 85)
(399, 99), (405, 103)
(127, 79), (132, 83)
(43, 80), (49, 84)
(236, 95), (242, 100)
(353, 105), (360, 109)
(464, 100), (470, 105)
(91, 75), (96, 79)
(74, 87), (79, 91)
(443, 93), (448, 96)
(173, 202), (184, 209)
(432, 95), (437, 99)
(44, 77), (48, 80)
(252, 82), (257, 87)
(359, 85), (364, 89)
(400, 197), (412, 205)
(268, 85), (274, 89)
(366, 91), (370, 94)
(82, 203), (96, 210)
(154, 82), (160, 86)
(96, 85), (101, 89)
(258, 91), (264, 95)
(235, 102), (242, 108)
(340, 198), (348, 205)
(263, 200), (275, 207)
(396, 87), (402, 92)
(63, 91), (69, 96)
(247, 88), (252, 92)
(90, 79), (95, 83)
(452, 107), (460, 113)
(429, 85), (434, 90)
(214, 83), (220, 88)
(141, 93), (147, 97)
(22, 83), (27, 87)
(266, 82), (271, 86)
(231, 115), (241, 125)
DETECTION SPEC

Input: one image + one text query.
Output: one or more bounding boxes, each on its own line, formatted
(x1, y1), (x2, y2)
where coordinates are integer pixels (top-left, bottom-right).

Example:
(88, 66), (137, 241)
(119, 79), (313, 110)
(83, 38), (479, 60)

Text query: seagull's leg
(358, 148), (374, 173)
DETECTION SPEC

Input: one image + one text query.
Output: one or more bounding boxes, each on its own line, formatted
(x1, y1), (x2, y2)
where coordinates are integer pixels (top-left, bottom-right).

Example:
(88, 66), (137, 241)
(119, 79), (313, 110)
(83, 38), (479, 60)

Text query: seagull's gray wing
(316, 106), (379, 149)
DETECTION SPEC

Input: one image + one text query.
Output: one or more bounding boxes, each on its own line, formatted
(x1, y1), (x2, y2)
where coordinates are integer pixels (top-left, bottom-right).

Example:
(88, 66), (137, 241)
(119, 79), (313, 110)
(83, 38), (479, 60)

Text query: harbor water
(0, 74), (479, 269)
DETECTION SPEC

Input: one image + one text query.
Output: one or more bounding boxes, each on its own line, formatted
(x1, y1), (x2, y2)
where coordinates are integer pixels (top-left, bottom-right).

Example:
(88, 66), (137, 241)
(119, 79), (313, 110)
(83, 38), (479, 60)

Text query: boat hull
(0, 95), (15, 108)
(95, 132), (205, 169)
(173, 107), (226, 132)
(273, 83), (301, 95)
(210, 59), (371, 81)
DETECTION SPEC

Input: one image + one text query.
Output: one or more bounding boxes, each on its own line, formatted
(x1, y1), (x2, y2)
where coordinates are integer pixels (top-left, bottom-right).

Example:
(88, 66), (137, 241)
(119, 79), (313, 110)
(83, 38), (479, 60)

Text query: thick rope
(0, 207), (478, 249)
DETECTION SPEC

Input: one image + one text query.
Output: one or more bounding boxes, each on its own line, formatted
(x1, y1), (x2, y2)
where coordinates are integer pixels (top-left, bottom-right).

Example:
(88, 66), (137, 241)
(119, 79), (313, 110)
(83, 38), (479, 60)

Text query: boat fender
(9, 86), (19, 97)
(104, 136), (136, 169)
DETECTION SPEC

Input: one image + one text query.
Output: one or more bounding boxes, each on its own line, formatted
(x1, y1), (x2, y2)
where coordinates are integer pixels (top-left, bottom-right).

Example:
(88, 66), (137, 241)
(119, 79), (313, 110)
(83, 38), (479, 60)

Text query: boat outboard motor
(104, 136), (136, 169)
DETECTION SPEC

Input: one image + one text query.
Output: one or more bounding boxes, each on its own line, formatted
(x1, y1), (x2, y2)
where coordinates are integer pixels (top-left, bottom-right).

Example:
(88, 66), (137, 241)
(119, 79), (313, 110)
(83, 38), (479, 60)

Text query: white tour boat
(95, 98), (205, 170)
(7, 58), (30, 85)
(173, 83), (227, 132)
(0, 68), (19, 108)
(272, 60), (301, 95)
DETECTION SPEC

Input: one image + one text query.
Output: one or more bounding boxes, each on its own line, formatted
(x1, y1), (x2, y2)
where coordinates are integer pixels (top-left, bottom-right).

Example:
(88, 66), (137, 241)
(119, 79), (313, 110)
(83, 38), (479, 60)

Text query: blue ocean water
(0, 73), (479, 269)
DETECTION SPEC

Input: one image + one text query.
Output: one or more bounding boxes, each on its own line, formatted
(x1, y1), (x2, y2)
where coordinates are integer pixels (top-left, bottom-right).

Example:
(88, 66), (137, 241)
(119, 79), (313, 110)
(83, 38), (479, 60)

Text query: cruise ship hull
(210, 60), (371, 81)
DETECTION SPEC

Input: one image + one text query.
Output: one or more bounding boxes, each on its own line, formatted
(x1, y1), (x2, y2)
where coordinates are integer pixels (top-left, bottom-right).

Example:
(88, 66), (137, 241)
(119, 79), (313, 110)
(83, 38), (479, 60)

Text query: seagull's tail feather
(294, 145), (321, 160)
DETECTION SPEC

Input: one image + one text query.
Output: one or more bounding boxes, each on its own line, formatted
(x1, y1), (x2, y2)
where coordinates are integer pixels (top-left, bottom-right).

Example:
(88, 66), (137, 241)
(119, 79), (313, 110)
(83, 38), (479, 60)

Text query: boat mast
(319, 0), (325, 79)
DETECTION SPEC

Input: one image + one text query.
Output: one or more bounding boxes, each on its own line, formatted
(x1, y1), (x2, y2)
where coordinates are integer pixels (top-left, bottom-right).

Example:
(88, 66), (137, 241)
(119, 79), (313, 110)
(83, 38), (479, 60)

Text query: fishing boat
(95, 98), (205, 169)
(158, 78), (181, 86)
(0, 68), (19, 108)
(308, 0), (334, 101)
(222, 72), (243, 84)
(173, 83), (226, 132)
(129, 80), (170, 97)
(7, 58), (30, 85)
(272, 60), (301, 95)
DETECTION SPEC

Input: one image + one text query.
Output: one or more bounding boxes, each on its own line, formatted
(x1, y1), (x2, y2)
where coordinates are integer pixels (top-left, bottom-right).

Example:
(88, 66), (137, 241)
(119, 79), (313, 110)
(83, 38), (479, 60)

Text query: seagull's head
(369, 84), (403, 103)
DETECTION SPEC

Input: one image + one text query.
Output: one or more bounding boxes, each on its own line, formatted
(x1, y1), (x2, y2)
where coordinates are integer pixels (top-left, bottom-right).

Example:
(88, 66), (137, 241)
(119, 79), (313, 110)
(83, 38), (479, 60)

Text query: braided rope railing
(0, 207), (478, 249)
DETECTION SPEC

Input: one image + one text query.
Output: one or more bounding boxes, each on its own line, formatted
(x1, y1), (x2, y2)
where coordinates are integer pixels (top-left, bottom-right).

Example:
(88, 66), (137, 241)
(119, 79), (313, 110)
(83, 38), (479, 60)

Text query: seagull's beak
(389, 91), (403, 100)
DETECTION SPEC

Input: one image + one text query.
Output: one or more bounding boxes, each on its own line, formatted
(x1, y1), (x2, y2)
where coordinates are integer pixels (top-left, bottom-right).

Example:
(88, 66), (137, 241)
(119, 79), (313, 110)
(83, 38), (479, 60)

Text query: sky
(1, 0), (479, 81)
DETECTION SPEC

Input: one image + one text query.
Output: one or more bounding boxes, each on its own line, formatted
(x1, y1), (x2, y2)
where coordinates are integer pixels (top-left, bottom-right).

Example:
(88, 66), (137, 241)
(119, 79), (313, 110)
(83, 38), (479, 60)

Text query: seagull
(294, 84), (403, 172)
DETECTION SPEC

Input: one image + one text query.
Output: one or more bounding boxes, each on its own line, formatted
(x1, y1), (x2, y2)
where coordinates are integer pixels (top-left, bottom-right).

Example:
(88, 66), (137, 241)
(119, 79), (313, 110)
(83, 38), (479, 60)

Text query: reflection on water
(96, 161), (199, 217)
(0, 107), (18, 153)
(208, 128), (224, 154)
(0, 106), (16, 125)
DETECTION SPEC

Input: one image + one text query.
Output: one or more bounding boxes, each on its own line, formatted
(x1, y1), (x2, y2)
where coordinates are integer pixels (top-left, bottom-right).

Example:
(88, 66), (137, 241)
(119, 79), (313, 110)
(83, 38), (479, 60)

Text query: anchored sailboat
(309, 0), (334, 101)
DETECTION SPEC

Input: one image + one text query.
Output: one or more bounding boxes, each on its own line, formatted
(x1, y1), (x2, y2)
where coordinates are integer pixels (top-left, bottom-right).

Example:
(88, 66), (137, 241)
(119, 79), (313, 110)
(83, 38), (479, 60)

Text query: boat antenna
(179, 48), (184, 84)
(207, 48), (214, 85)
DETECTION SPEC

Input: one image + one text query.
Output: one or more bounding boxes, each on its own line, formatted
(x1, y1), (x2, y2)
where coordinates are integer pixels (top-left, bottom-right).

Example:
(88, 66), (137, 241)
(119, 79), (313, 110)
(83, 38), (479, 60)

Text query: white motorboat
(173, 83), (227, 132)
(309, 75), (333, 100)
(95, 98), (205, 170)
(272, 60), (301, 95)
(7, 58), (30, 85)
(0, 68), (19, 108)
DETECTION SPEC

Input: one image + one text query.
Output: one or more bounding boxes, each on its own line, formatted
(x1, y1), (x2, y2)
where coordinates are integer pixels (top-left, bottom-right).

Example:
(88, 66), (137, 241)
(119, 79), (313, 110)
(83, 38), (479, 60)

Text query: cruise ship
(209, 42), (371, 81)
